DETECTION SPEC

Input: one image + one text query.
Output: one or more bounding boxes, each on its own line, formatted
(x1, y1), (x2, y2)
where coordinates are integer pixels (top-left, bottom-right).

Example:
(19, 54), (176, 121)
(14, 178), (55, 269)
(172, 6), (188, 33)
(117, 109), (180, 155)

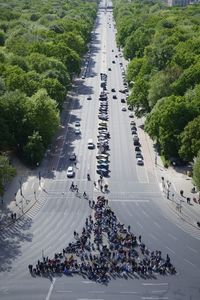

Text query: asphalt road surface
(0, 1), (200, 300)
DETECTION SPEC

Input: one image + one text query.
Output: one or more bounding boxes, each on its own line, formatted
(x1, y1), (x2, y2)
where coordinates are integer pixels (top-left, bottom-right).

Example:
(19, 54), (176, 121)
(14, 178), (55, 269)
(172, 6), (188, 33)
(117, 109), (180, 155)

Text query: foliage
(193, 151), (200, 190)
(179, 116), (200, 161)
(0, 154), (16, 196)
(23, 131), (45, 166)
(113, 0), (200, 162)
(0, 0), (98, 166)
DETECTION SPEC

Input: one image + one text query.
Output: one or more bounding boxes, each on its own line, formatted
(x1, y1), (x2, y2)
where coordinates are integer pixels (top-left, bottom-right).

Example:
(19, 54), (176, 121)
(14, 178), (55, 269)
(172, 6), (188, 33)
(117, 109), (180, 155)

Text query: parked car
(137, 158), (144, 166)
(67, 166), (74, 177)
(69, 153), (76, 161)
(131, 130), (137, 135)
(136, 152), (143, 159)
(75, 121), (80, 127)
(87, 96), (92, 100)
(111, 88), (116, 92)
(121, 98), (125, 103)
(129, 113), (134, 118)
(74, 128), (81, 135)
(121, 106), (126, 111)
(135, 146), (141, 152)
(113, 95), (117, 99)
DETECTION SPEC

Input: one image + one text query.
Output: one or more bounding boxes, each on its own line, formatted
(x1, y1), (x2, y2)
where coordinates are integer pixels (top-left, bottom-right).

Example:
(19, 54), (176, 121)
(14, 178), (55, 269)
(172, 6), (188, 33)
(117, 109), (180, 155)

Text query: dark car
(134, 140), (140, 146)
(121, 98), (125, 103)
(96, 168), (109, 177)
(113, 95), (117, 99)
(69, 153), (76, 161)
(135, 146), (141, 152)
(131, 130), (137, 135)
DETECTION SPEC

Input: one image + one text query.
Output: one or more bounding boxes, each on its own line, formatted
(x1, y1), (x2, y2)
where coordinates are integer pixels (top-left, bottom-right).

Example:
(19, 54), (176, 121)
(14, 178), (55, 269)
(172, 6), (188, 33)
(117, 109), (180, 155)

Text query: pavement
(1, 120), (200, 232)
(137, 117), (200, 230)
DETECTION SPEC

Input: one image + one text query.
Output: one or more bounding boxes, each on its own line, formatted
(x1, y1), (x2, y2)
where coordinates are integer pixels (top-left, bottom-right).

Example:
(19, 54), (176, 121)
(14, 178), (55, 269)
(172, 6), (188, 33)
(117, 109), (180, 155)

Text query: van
(88, 139), (94, 149)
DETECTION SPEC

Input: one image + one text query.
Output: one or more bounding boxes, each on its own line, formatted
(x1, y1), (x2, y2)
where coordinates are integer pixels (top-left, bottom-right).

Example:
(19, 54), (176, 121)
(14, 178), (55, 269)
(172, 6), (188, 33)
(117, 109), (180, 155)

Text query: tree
(179, 116), (200, 161)
(40, 77), (66, 107)
(193, 151), (200, 191)
(0, 155), (16, 196)
(25, 89), (59, 147)
(145, 96), (196, 158)
(23, 131), (45, 166)
(0, 30), (5, 46)
(128, 77), (150, 117)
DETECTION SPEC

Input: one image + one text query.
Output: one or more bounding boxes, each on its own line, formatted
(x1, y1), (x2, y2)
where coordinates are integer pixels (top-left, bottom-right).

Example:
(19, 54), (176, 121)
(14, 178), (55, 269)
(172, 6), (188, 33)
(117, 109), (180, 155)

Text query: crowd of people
(29, 195), (176, 283)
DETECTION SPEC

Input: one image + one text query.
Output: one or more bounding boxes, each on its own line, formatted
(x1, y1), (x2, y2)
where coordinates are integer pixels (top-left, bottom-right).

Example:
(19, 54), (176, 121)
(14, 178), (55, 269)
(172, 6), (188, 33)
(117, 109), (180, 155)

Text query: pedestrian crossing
(25, 195), (48, 219)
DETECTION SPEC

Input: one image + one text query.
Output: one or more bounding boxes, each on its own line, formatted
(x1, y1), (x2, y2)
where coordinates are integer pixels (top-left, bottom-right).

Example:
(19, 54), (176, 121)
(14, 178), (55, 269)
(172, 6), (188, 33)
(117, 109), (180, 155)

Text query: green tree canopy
(0, 155), (16, 196)
(193, 151), (200, 190)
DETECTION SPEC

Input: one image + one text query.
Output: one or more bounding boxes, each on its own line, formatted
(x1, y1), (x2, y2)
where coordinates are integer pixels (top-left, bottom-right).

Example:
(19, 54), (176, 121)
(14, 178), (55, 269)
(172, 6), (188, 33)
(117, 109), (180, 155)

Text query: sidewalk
(0, 157), (39, 230)
(138, 118), (200, 230)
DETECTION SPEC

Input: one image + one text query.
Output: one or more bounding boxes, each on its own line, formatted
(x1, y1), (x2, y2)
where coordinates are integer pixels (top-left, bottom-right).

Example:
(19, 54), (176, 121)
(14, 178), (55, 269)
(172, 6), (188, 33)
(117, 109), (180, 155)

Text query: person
(87, 173), (90, 181)
(83, 192), (87, 198)
(70, 182), (74, 191)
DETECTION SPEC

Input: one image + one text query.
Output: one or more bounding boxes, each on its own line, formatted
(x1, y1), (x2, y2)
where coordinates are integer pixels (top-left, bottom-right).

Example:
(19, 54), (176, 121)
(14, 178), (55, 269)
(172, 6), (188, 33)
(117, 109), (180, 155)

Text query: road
(0, 1), (200, 299)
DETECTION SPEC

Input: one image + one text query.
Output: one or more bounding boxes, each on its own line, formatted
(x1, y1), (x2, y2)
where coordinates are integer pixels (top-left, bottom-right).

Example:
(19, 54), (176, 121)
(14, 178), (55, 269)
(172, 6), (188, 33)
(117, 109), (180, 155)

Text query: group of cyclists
(29, 194), (176, 283)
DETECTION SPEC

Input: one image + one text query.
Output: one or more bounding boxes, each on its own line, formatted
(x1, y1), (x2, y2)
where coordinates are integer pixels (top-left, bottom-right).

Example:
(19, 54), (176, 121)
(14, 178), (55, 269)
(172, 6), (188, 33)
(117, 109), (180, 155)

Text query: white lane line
(168, 233), (177, 240)
(142, 297), (168, 300)
(56, 290), (72, 293)
(142, 210), (149, 217)
(137, 221), (143, 229)
(153, 221), (161, 229)
(142, 283), (168, 286)
(88, 291), (105, 293)
(184, 258), (196, 268)
(187, 245), (198, 254)
(45, 278), (56, 300)
(110, 199), (150, 202)
(166, 246), (175, 254)
(152, 290), (168, 293)
(120, 291), (138, 294)
(149, 233), (158, 240)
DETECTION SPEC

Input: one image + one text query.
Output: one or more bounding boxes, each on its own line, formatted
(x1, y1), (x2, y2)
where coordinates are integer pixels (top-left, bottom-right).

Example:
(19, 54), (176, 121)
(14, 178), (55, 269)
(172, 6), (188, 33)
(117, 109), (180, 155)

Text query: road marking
(142, 297), (168, 300)
(187, 245), (198, 254)
(184, 258), (196, 268)
(168, 233), (177, 240)
(88, 291), (105, 293)
(166, 246), (175, 254)
(149, 233), (158, 240)
(153, 221), (161, 229)
(152, 290), (168, 293)
(45, 278), (56, 300)
(142, 283), (168, 286)
(81, 281), (96, 284)
(56, 290), (72, 293)
(142, 210), (149, 217)
(110, 199), (150, 202)
(137, 221), (143, 229)
(120, 291), (138, 294)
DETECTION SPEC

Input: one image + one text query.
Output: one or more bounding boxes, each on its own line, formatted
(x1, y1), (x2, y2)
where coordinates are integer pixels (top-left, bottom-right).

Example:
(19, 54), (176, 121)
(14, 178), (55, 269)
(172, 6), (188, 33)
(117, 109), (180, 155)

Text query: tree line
(0, 0), (98, 193)
(113, 0), (200, 189)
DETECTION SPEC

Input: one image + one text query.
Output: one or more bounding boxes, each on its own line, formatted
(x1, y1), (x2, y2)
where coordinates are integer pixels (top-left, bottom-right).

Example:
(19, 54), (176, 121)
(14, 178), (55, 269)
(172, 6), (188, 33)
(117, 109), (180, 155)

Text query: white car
(75, 128), (81, 134)
(67, 166), (74, 177)
(121, 106), (126, 111)
(75, 121), (80, 127)
(137, 158), (144, 166)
